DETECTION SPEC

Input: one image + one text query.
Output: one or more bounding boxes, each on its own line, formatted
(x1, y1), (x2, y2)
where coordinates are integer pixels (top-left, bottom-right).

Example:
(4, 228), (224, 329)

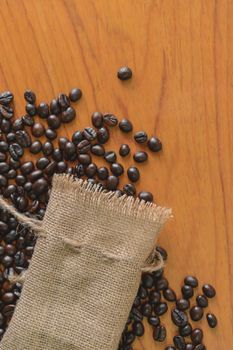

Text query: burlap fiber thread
(0, 174), (171, 350)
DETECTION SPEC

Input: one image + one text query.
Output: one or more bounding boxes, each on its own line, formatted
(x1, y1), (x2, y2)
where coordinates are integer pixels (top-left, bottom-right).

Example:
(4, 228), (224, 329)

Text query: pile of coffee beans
(118, 248), (217, 350)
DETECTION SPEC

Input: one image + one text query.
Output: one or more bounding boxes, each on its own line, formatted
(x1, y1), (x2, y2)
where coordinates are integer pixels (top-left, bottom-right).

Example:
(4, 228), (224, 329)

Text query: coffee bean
(36, 157), (50, 170)
(179, 323), (192, 337)
(155, 246), (167, 260)
(206, 313), (217, 328)
(45, 128), (57, 140)
(2, 255), (13, 267)
(24, 182), (32, 192)
(0, 91), (14, 105)
(0, 162), (9, 174)
(165, 347), (176, 350)
(138, 191), (153, 202)
(106, 175), (119, 190)
(47, 114), (61, 129)
(6, 132), (16, 143)
(110, 163), (124, 176)
(43, 161), (57, 177)
(196, 295), (208, 308)
(0, 141), (9, 152)
(97, 166), (109, 180)
(190, 306), (204, 321)
(42, 141), (54, 156)
(0, 221), (9, 234)
(132, 321), (144, 336)
(154, 302), (168, 316)
(6, 169), (16, 179)
(124, 331), (135, 345)
(4, 244), (16, 256)
(24, 90), (36, 104)
(147, 137), (162, 152)
(123, 183), (136, 196)
(127, 167), (140, 182)
(0, 105), (13, 119)
(176, 298), (190, 311)
(171, 308), (188, 327)
(32, 123), (45, 137)
(77, 154), (91, 165)
(91, 144), (105, 156)
(133, 151), (148, 163)
(103, 113), (118, 127)
(0, 152), (6, 162)
(37, 102), (49, 119)
(9, 143), (24, 161)
(9, 157), (20, 170)
(191, 328), (203, 345)
(153, 325), (166, 342)
(12, 118), (24, 131)
(184, 276), (198, 288)
(156, 277), (168, 291)
(75, 164), (85, 178)
(119, 119), (133, 132)
(3, 184), (16, 197)
(50, 99), (60, 115)
(58, 137), (68, 151)
(185, 344), (194, 350)
(69, 88), (82, 102)
(92, 112), (103, 128)
(52, 149), (63, 162)
(2, 304), (15, 318)
(173, 335), (186, 350)
(15, 175), (26, 186)
(58, 93), (70, 109)
(141, 273), (154, 289)
(83, 127), (97, 141)
(30, 140), (42, 154)
(134, 131), (148, 144)
(56, 161), (67, 173)
(202, 284), (216, 298)
(29, 170), (43, 182)
(117, 67), (132, 80)
(61, 107), (76, 123)
(182, 285), (194, 299)
(1, 119), (11, 133)
(20, 162), (34, 175)
(85, 163), (97, 178)
(77, 140), (91, 154)
(163, 288), (176, 302)
(97, 127), (109, 144)
(149, 290), (161, 304)
(25, 103), (36, 116)
(148, 315), (160, 327)
(104, 151), (117, 163)
(194, 345), (206, 350)
(0, 175), (7, 187)
(22, 114), (34, 127)
(119, 144), (130, 157)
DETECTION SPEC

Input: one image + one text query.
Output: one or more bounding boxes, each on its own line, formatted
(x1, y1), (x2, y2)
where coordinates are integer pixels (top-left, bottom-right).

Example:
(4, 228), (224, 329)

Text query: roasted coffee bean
(176, 298), (190, 311)
(184, 276), (198, 288)
(133, 296), (141, 308)
(0, 221), (9, 234)
(133, 151), (148, 163)
(127, 167), (140, 182)
(124, 331), (135, 345)
(149, 290), (161, 304)
(202, 284), (216, 298)
(179, 323), (192, 337)
(147, 136), (162, 152)
(196, 295), (208, 308)
(194, 345), (206, 350)
(24, 182), (32, 192)
(132, 321), (144, 337)
(58, 93), (70, 109)
(156, 277), (169, 291)
(61, 106), (76, 123)
(8, 218), (17, 229)
(25, 103), (36, 116)
(30, 140), (42, 154)
(156, 246), (168, 260)
(85, 163), (97, 178)
(173, 335), (186, 350)
(141, 273), (154, 289)
(6, 132), (16, 142)
(77, 140), (91, 154)
(103, 113), (118, 127)
(42, 141), (54, 156)
(4, 244), (16, 256)
(165, 347), (176, 350)
(106, 175), (119, 190)
(206, 313), (217, 328)
(110, 163), (124, 176)
(56, 161), (67, 173)
(138, 191), (153, 202)
(20, 161), (34, 175)
(0, 141), (9, 152)
(0, 91), (14, 105)
(77, 154), (91, 165)
(104, 151), (117, 163)
(12, 119), (24, 132)
(97, 126), (109, 144)
(71, 132), (82, 146)
(154, 269), (164, 281)
(117, 67), (132, 80)
(148, 315), (160, 327)
(163, 288), (176, 302)
(22, 114), (34, 127)
(43, 161), (57, 177)
(32, 178), (49, 195)
(123, 183), (136, 196)
(37, 102), (49, 119)
(119, 144), (130, 157)
(119, 118), (133, 132)
(92, 111), (103, 128)
(75, 164), (85, 178)
(3, 184), (16, 197)
(9, 143), (24, 160)
(1, 119), (11, 133)
(29, 170), (43, 182)
(2, 255), (13, 267)
(24, 90), (36, 104)
(0, 105), (13, 119)
(69, 88), (82, 102)
(0, 162), (9, 174)
(97, 166), (109, 180)
(47, 114), (61, 129)
(45, 128), (57, 140)
(83, 127), (97, 141)
(185, 344), (194, 350)
(191, 328), (203, 345)
(131, 307), (143, 322)
(153, 325), (166, 342)
(49, 99), (60, 116)
(0, 175), (7, 187)
(190, 306), (203, 321)
(0, 152), (6, 162)
(182, 285), (194, 299)
(52, 149), (63, 162)
(32, 123), (45, 137)
(36, 157), (50, 170)
(134, 131), (148, 144)
(154, 302), (168, 316)
(171, 308), (188, 327)
(91, 144), (105, 156)
(9, 157), (20, 169)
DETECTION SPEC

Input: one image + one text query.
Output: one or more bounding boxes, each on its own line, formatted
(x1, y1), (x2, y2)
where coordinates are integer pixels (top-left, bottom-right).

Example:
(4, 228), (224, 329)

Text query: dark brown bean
(138, 191), (153, 202)
(149, 290), (161, 304)
(0, 152), (6, 162)
(61, 106), (76, 123)
(71, 131), (83, 145)
(42, 141), (54, 156)
(103, 113), (118, 127)
(24, 90), (36, 104)
(97, 167), (109, 180)
(52, 149), (63, 162)
(141, 273), (154, 288)
(43, 161), (57, 177)
(182, 285), (194, 299)
(6, 132), (16, 143)
(106, 175), (119, 190)
(32, 178), (49, 195)
(148, 315), (160, 327)
(171, 308), (188, 327)
(56, 161), (67, 173)
(104, 151), (117, 163)
(173, 335), (186, 350)
(123, 183), (136, 196)
(184, 276), (198, 288)
(32, 123), (45, 137)
(37, 102), (49, 119)
(196, 295), (208, 308)
(190, 306), (204, 321)
(47, 114), (61, 129)
(194, 345), (206, 350)
(0, 91), (14, 105)
(127, 167), (140, 182)
(133, 151), (148, 163)
(25, 103), (36, 116)
(119, 118), (133, 132)
(20, 162), (34, 175)
(69, 88), (82, 102)
(179, 323), (192, 337)
(50, 99), (60, 115)
(97, 127), (109, 144)
(202, 284), (216, 298)
(132, 321), (144, 337)
(134, 131), (148, 144)
(0, 105), (14, 119)
(85, 163), (97, 178)
(9, 143), (24, 160)
(28, 170), (43, 182)
(91, 144), (105, 156)
(117, 67), (132, 80)
(155, 277), (168, 291)
(119, 144), (130, 157)
(153, 325), (166, 342)
(22, 114), (34, 126)
(0, 141), (9, 152)
(206, 313), (217, 328)
(58, 93), (70, 109)
(191, 328), (203, 345)
(185, 344), (195, 350)
(110, 163), (124, 176)
(36, 157), (50, 170)
(45, 128), (57, 140)
(154, 302), (168, 316)
(77, 154), (91, 165)
(0, 175), (7, 187)
(163, 288), (176, 302)
(176, 298), (190, 311)
(83, 127), (97, 141)
(91, 112), (103, 128)
(77, 140), (91, 154)
(0, 162), (9, 174)
(30, 140), (42, 154)
(12, 118), (24, 131)
(147, 136), (162, 152)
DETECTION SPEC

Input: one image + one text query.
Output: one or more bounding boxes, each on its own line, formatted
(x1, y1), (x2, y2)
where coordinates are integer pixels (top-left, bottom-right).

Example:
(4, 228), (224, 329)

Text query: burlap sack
(0, 174), (171, 350)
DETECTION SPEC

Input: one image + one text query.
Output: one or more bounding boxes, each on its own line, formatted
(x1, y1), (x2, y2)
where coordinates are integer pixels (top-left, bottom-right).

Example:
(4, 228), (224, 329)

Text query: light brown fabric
(0, 174), (171, 350)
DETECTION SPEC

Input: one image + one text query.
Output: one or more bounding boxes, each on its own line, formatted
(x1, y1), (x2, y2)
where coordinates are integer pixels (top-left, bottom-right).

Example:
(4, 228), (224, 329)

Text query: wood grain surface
(0, 0), (232, 348)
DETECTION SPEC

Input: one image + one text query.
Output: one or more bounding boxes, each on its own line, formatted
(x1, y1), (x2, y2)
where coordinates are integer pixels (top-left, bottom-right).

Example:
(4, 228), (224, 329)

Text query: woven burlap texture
(0, 174), (171, 350)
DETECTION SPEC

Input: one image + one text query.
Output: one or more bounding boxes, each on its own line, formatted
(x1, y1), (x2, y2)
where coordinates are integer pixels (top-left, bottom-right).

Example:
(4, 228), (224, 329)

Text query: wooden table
(0, 1), (232, 348)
